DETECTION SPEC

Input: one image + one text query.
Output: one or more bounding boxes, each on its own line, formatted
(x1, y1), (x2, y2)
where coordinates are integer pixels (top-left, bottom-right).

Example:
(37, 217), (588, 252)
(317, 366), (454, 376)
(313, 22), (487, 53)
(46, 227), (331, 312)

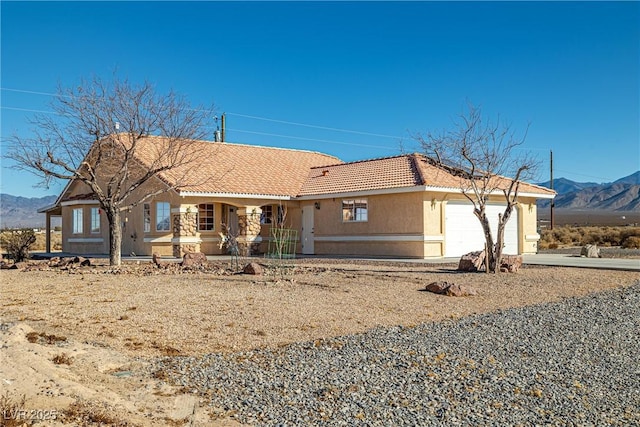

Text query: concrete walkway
(522, 253), (640, 272)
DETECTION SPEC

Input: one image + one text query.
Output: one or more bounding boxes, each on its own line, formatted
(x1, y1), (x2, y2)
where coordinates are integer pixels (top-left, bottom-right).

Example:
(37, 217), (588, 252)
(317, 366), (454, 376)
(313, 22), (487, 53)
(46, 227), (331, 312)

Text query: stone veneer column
(237, 206), (262, 256)
(171, 205), (201, 258)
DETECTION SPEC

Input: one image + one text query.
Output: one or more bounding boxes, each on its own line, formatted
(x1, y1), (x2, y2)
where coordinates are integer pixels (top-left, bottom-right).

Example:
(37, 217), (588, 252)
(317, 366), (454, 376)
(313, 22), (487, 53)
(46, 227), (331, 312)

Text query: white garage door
(445, 202), (519, 257)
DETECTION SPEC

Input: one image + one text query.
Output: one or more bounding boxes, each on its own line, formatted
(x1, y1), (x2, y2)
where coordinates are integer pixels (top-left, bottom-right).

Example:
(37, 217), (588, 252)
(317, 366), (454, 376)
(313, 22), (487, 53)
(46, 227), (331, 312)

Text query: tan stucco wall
(61, 206), (109, 255)
(311, 192), (431, 258)
(60, 180), (106, 254)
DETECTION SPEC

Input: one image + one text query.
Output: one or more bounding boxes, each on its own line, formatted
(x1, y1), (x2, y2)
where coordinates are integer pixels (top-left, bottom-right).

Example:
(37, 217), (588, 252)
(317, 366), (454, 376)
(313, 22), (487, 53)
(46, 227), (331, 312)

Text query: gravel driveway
(157, 282), (640, 426)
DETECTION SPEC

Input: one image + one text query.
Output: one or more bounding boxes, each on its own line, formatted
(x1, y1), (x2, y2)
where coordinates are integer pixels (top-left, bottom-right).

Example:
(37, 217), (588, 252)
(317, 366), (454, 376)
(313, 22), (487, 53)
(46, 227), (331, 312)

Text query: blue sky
(1, 1), (638, 198)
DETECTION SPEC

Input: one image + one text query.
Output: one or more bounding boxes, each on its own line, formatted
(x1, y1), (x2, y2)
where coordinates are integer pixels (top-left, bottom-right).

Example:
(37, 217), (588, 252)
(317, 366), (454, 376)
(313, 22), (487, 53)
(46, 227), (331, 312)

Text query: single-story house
(39, 135), (555, 258)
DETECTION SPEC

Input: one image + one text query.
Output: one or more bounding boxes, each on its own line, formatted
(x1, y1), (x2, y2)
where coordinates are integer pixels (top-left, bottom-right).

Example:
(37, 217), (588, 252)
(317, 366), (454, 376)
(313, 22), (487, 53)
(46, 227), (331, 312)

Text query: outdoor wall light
(314, 202), (321, 210)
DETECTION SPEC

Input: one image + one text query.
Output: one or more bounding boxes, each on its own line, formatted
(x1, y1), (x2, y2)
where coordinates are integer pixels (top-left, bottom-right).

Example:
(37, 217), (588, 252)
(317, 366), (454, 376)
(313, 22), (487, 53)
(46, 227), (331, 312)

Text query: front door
(226, 205), (239, 235)
(301, 205), (314, 255)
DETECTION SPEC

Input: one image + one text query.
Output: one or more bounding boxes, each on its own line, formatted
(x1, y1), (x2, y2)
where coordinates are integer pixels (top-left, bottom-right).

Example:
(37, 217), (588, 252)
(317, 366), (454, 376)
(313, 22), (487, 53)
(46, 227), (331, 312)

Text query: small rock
(75, 256), (91, 266)
(425, 281), (476, 297)
(425, 281), (454, 294)
(152, 253), (163, 267)
(445, 283), (477, 297)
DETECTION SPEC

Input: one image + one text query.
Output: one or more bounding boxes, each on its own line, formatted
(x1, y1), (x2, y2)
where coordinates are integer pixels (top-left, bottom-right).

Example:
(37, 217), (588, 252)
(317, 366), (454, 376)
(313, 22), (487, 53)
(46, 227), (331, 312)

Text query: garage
(445, 202), (519, 257)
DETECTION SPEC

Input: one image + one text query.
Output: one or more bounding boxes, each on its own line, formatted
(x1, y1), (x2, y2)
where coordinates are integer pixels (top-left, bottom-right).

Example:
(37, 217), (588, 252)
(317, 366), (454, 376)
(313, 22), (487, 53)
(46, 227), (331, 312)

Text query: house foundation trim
(143, 236), (172, 243)
(314, 234), (444, 242)
(171, 236), (203, 244)
(68, 237), (104, 243)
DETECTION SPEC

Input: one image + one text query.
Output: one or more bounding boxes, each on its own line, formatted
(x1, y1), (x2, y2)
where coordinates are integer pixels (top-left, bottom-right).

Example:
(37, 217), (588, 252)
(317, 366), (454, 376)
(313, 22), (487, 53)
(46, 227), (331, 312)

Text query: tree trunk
(494, 205), (514, 273)
(105, 207), (122, 266)
(475, 208), (496, 273)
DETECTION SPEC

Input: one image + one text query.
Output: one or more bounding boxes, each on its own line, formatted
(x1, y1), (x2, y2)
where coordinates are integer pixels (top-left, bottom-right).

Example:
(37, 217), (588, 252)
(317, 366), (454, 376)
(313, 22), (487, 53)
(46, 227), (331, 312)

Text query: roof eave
(297, 185), (557, 200)
(179, 191), (293, 201)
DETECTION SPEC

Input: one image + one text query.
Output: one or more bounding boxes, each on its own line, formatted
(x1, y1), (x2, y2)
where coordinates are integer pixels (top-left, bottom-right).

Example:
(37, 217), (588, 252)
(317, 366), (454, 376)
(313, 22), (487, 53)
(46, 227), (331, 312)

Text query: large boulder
(499, 255), (522, 273)
(580, 244), (601, 258)
(457, 251), (486, 272)
(243, 262), (263, 275)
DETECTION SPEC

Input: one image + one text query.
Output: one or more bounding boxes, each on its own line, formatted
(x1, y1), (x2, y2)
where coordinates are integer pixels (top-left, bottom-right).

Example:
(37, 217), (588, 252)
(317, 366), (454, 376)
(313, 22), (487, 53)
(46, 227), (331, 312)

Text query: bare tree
(415, 104), (539, 273)
(5, 75), (214, 265)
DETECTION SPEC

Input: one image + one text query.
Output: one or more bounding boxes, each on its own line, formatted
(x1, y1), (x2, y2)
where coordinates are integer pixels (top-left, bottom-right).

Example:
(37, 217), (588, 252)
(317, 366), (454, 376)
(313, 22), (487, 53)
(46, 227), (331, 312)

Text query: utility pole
(550, 149), (554, 230)
(221, 113), (226, 142)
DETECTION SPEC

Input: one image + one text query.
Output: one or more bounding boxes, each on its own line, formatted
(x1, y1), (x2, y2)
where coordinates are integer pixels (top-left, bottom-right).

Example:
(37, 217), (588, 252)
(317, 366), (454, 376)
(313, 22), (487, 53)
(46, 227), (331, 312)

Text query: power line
(2, 106), (58, 114)
(227, 128), (399, 150)
(225, 112), (402, 139)
(1, 87), (72, 98)
(0, 105), (399, 151)
(1, 86), (405, 140)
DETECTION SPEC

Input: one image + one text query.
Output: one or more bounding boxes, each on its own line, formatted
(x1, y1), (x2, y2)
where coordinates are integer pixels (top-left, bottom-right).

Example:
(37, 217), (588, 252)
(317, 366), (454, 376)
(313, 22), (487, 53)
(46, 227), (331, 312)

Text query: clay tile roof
(133, 136), (342, 197)
(299, 155), (423, 195)
(299, 153), (556, 197)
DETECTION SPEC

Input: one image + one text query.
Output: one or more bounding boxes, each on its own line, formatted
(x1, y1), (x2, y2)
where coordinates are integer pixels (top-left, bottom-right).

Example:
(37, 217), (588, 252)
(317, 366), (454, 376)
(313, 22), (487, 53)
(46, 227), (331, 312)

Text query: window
(72, 208), (83, 234)
(261, 205), (285, 225)
(342, 199), (368, 222)
(260, 205), (273, 224)
(156, 202), (171, 231)
(198, 203), (215, 231)
(143, 204), (151, 233)
(90, 207), (100, 233)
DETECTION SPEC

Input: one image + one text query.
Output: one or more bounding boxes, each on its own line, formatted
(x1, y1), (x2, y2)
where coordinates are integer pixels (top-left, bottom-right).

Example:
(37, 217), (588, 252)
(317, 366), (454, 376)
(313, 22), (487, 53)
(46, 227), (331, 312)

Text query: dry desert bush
(539, 225), (640, 249)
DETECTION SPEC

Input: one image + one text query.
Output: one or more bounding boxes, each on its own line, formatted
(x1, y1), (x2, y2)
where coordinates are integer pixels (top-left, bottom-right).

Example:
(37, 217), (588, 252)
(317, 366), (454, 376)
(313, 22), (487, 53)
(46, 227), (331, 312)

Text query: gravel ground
(155, 282), (640, 426)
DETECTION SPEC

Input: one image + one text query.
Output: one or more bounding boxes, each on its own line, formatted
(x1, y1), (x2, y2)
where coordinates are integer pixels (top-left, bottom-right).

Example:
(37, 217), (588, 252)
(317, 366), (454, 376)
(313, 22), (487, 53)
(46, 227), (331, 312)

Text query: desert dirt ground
(1, 258), (639, 426)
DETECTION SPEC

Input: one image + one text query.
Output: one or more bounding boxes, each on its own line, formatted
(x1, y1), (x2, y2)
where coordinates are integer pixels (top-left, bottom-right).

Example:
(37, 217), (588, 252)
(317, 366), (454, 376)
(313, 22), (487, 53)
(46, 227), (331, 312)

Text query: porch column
(171, 205), (201, 258)
(237, 206), (262, 256)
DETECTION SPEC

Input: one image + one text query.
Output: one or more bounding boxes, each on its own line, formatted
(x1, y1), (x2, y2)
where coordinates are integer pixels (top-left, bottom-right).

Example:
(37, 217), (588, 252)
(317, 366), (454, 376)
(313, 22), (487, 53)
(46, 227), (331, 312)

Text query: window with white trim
(260, 205), (273, 224)
(198, 203), (215, 231)
(72, 208), (83, 234)
(156, 202), (171, 231)
(143, 203), (151, 233)
(342, 199), (368, 222)
(90, 207), (100, 233)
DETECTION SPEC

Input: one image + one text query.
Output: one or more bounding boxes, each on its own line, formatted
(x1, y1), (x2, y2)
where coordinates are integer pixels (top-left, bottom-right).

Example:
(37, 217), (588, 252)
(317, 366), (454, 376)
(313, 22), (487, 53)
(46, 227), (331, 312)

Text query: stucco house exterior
(40, 136), (555, 258)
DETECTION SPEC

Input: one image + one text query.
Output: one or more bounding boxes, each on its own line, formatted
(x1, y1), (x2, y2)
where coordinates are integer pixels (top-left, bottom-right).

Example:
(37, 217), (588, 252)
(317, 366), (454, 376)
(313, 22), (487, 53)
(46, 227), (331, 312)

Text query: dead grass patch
(25, 331), (67, 345)
(63, 400), (132, 426)
(0, 392), (27, 427)
(51, 352), (73, 365)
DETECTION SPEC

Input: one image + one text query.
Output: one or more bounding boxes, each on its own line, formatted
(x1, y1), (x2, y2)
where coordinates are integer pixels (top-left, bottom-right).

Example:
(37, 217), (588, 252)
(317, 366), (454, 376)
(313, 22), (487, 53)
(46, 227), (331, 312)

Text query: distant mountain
(614, 171), (640, 185)
(537, 172), (640, 211)
(536, 177), (600, 195)
(0, 194), (58, 228)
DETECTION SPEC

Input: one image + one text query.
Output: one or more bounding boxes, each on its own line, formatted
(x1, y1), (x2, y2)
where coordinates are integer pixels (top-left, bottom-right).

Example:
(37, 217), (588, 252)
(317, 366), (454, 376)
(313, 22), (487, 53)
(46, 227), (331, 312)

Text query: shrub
(621, 236), (640, 249)
(0, 228), (36, 261)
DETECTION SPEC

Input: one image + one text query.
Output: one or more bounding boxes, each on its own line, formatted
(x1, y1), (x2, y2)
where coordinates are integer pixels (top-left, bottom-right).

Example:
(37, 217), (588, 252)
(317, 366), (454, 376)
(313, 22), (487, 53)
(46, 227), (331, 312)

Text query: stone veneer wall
(172, 210), (200, 257)
(238, 210), (262, 256)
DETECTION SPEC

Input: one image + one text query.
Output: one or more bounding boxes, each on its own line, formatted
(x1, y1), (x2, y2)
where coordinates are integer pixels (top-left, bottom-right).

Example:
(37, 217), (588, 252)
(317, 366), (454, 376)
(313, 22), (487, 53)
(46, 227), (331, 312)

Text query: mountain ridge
(0, 194), (58, 228)
(536, 171), (640, 211)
